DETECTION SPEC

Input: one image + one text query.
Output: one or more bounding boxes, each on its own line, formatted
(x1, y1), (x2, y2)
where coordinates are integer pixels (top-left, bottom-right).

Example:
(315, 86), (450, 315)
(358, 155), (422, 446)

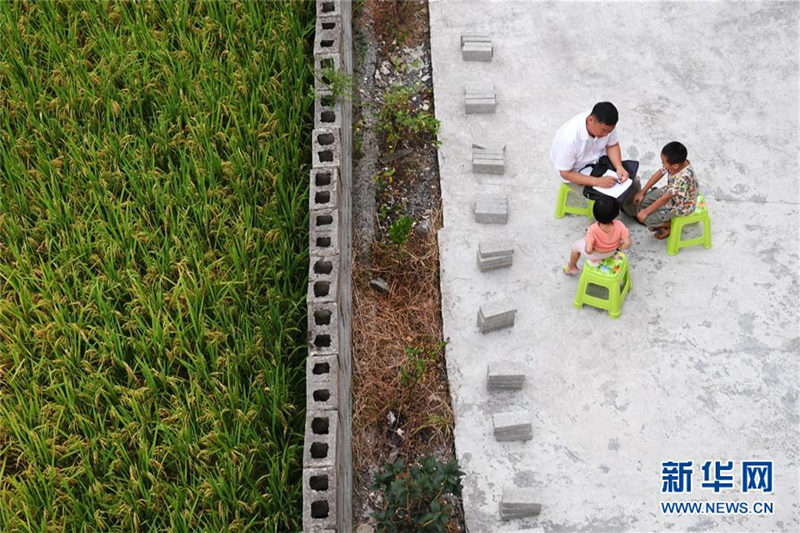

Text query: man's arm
(559, 169), (617, 188)
(605, 143), (629, 182)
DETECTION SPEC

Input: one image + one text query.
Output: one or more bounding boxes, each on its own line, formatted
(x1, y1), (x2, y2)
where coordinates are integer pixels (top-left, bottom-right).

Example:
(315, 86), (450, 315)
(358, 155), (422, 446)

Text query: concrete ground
(429, 1), (799, 531)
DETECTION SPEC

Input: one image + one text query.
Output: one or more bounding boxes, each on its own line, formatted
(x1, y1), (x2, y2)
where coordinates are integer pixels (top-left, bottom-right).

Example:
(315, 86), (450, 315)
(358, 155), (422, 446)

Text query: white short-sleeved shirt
(550, 111), (619, 180)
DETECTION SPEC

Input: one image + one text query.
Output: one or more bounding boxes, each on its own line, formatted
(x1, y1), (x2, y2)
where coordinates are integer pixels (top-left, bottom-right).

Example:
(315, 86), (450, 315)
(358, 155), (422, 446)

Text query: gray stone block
(478, 299), (516, 332)
(304, 411), (338, 468)
(316, 0), (340, 18)
(369, 277), (390, 294)
(461, 34), (493, 61)
(308, 301), (338, 337)
(314, 53), (342, 96)
(312, 127), (341, 169)
(492, 411), (532, 441)
(487, 363), (526, 390)
(479, 239), (515, 259)
(314, 15), (343, 57)
(308, 253), (340, 305)
(315, 94), (342, 129)
(474, 195), (509, 224)
(311, 228), (338, 256)
(311, 206), (340, 235)
(310, 168), (340, 212)
(307, 355), (339, 411)
(465, 85), (496, 114)
(472, 144), (505, 174)
(303, 466), (337, 530)
(500, 488), (542, 520)
(478, 254), (513, 272)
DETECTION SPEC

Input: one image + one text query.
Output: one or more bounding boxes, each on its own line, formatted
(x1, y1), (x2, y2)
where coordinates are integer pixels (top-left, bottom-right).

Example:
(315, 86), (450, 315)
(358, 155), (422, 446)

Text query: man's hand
(595, 177), (617, 188)
(633, 190), (645, 205)
(636, 209), (649, 224)
(616, 167), (629, 183)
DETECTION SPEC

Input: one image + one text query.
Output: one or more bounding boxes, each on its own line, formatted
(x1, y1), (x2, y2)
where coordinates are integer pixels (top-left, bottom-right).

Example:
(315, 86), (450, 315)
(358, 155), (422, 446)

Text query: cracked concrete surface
(429, 1), (799, 531)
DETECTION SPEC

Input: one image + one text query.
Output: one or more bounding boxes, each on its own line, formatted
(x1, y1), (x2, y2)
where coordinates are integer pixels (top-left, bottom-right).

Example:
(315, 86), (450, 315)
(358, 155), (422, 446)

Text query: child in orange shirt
(564, 197), (631, 275)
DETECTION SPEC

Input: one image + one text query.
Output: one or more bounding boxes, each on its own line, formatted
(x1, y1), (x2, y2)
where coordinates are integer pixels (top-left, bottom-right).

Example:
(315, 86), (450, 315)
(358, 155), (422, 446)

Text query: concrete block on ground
(315, 94), (342, 129)
(310, 168), (340, 212)
(472, 144), (505, 174)
(315, 15), (343, 57)
(312, 127), (341, 169)
(477, 299), (516, 332)
(461, 34), (493, 61)
(474, 195), (509, 224)
(310, 229), (338, 256)
(313, 53), (342, 96)
(478, 255), (513, 271)
(500, 487), (542, 520)
(303, 466), (337, 530)
(307, 355), (339, 411)
(316, 0), (340, 18)
(304, 411), (339, 468)
(308, 301), (339, 335)
(308, 254), (340, 306)
(311, 206), (340, 235)
(492, 411), (532, 441)
(477, 239), (514, 271)
(465, 85), (497, 114)
(487, 363), (526, 390)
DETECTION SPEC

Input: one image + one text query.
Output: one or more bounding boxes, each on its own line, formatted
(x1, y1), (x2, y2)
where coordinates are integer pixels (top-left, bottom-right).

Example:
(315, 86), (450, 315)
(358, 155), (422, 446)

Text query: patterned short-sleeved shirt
(666, 164), (698, 216)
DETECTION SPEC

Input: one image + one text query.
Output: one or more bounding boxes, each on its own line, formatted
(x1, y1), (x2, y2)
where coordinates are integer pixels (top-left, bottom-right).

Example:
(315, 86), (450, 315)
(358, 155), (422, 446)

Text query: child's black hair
(661, 141), (688, 165)
(593, 197), (619, 224)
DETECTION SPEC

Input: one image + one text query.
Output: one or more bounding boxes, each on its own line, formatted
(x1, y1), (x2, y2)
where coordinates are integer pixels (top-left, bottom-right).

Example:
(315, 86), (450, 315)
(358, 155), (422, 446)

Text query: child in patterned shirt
(633, 141), (699, 239)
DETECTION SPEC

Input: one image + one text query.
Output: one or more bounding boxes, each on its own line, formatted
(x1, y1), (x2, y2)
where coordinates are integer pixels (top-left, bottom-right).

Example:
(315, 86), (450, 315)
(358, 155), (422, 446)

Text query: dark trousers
(582, 156), (641, 217)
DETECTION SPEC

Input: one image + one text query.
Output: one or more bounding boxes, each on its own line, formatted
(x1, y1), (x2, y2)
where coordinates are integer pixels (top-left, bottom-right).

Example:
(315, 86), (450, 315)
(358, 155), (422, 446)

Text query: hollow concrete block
(304, 411), (339, 469)
(303, 465), (337, 530)
(312, 127), (341, 169)
(478, 299), (516, 332)
(307, 355), (339, 411)
(487, 363), (526, 390)
(310, 168), (341, 212)
(308, 253), (340, 306)
(474, 195), (509, 224)
(492, 411), (533, 441)
(465, 85), (497, 114)
(315, 15), (343, 57)
(461, 34), (493, 61)
(500, 487), (542, 520)
(472, 144), (505, 174)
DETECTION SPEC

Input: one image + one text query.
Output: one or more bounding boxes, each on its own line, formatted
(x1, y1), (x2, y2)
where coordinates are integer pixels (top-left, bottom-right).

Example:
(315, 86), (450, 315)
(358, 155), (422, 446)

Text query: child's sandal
(562, 265), (579, 276)
(654, 227), (670, 240)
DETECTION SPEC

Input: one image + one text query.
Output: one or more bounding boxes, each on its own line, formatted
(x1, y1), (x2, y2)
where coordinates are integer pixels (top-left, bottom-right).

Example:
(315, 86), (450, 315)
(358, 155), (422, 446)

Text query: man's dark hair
(590, 102), (618, 126)
(593, 197), (619, 224)
(661, 141), (688, 165)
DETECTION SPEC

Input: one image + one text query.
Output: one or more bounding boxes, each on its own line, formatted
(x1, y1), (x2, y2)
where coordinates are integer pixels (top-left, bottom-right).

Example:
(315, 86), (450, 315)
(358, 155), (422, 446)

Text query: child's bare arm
(634, 168), (666, 204)
(618, 234), (631, 250)
(636, 190), (673, 223)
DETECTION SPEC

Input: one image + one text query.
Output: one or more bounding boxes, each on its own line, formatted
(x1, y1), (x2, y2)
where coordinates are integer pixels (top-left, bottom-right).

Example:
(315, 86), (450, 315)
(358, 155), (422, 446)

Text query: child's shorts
(571, 239), (616, 266)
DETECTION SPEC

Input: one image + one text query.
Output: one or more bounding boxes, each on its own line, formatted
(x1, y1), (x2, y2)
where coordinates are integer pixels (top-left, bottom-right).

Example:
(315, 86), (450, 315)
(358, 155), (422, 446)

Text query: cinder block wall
(303, 1), (352, 531)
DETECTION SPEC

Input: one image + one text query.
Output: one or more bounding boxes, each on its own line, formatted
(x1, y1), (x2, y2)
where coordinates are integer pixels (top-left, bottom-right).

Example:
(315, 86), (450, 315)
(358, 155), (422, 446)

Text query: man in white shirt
(550, 102), (641, 217)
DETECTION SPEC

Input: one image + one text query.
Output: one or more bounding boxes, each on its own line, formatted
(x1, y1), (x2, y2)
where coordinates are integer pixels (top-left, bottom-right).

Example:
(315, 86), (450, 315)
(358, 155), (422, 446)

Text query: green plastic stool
(556, 182), (595, 218)
(573, 251), (632, 319)
(666, 194), (712, 256)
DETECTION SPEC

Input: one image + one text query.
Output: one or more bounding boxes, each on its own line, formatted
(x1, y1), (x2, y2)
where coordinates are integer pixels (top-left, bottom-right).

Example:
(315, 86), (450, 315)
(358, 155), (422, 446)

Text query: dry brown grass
(351, 210), (455, 481)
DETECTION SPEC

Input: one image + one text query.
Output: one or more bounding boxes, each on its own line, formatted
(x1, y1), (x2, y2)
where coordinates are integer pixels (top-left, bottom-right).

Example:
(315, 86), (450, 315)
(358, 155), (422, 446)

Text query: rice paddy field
(0, 1), (314, 530)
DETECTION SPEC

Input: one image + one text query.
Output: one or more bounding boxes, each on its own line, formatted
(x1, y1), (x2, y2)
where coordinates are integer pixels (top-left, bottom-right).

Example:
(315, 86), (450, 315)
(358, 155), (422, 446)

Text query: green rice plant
(0, 1), (314, 530)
